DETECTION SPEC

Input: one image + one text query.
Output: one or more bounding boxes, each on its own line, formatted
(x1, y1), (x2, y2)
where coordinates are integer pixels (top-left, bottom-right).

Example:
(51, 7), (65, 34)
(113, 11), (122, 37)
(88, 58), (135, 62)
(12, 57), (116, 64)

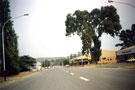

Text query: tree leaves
(19, 55), (36, 72)
(0, 0), (20, 75)
(65, 5), (121, 64)
(116, 24), (135, 49)
(42, 60), (50, 67)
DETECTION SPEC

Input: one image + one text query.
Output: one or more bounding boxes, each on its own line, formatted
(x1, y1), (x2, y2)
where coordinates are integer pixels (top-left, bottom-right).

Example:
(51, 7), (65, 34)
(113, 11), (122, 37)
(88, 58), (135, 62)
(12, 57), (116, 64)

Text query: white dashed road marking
(63, 69), (88, 82)
(79, 77), (89, 81)
(70, 73), (74, 75)
(66, 71), (69, 73)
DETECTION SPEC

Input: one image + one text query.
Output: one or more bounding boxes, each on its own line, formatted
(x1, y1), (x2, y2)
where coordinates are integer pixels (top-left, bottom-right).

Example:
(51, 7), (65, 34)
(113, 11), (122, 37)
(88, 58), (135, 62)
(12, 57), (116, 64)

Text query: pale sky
(9, 0), (135, 58)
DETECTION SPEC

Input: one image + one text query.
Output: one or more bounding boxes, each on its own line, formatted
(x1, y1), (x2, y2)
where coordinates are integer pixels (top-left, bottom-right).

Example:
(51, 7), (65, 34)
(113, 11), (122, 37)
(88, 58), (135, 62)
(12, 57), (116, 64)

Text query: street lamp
(108, 0), (135, 8)
(2, 13), (29, 81)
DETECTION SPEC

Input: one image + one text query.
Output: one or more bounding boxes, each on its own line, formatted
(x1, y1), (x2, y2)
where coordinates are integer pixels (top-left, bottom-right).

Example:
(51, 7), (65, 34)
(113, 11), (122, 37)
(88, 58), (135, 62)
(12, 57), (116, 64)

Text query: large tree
(63, 59), (69, 66)
(65, 5), (121, 64)
(116, 24), (135, 49)
(19, 55), (36, 72)
(0, 0), (20, 75)
(42, 60), (50, 68)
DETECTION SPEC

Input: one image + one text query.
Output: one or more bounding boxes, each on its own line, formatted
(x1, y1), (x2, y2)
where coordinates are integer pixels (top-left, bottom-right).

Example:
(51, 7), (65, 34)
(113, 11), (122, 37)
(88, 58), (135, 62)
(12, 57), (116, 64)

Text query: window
(102, 57), (106, 60)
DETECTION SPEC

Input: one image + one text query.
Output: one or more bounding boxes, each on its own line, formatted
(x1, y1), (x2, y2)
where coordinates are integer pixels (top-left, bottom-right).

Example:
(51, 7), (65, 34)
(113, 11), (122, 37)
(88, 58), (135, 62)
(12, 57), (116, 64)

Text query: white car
(127, 58), (135, 62)
(65, 65), (70, 67)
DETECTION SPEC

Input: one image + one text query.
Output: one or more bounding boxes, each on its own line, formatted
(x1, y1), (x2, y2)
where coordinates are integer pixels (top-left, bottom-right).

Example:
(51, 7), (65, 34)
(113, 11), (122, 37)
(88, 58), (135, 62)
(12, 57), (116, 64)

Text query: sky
(9, 0), (135, 58)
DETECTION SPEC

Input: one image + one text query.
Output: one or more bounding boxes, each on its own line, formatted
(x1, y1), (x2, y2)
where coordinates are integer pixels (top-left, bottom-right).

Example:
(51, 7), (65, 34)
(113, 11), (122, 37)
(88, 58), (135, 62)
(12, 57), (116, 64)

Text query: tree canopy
(63, 59), (69, 66)
(42, 60), (50, 67)
(65, 5), (121, 64)
(116, 24), (135, 49)
(0, 0), (20, 75)
(19, 55), (36, 72)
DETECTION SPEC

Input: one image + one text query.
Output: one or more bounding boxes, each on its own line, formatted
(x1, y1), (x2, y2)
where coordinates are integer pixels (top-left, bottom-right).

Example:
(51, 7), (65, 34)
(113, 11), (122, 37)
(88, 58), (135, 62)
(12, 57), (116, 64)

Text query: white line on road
(79, 77), (89, 81)
(70, 73), (74, 75)
(66, 71), (69, 73)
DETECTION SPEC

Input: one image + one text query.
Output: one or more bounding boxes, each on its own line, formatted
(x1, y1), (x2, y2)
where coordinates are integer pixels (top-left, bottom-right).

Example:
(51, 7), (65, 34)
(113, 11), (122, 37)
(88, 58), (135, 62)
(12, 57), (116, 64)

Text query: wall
(70, 50), (117, 65)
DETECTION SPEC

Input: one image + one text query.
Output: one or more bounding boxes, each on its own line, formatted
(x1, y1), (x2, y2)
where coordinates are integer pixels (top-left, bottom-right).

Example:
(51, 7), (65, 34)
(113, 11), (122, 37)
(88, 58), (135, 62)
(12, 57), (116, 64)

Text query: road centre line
(63, 70), (88, 81)
(70, 73), (74, 75)
(79, 77), (89, 81)
(66, 71), (69, 73)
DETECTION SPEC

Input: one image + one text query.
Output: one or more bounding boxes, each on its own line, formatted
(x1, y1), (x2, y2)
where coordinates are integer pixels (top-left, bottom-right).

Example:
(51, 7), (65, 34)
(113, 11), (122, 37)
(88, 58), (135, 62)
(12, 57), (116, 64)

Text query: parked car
(65, 65), (70, 67)
(127, 58), (135, 62)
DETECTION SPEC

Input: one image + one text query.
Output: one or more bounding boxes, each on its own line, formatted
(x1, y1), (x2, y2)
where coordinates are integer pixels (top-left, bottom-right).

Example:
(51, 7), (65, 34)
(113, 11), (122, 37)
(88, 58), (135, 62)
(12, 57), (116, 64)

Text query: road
(1, 66), (135, 90)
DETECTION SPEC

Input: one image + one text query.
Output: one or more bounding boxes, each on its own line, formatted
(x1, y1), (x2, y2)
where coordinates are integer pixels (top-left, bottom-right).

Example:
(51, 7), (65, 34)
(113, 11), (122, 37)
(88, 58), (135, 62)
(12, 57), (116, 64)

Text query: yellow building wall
(98, 50), (116, 64)
(70, 50), (117, 64)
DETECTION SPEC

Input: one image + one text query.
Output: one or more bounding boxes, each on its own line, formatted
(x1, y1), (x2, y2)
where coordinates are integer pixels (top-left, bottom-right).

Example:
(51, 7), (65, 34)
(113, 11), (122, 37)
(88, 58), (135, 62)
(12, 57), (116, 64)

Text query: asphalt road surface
(1, 66), (135, 90)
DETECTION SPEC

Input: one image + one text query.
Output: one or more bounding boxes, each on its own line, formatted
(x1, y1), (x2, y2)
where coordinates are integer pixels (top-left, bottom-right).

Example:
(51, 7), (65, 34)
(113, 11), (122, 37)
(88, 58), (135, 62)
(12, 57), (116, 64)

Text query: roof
(116, 45), (135, 52)
(116, 45), (135, 56)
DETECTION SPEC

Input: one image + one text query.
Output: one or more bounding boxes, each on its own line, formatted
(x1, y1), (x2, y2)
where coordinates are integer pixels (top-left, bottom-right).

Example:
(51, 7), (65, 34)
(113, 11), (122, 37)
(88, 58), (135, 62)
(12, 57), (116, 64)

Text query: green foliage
(116, 24), (135, 49)
(53, 59), (62, 65)
(65, 5), (121, 64)
(42, 60), (50, 67)
(5, 56), (20, 76)
(63, 59), (69, 66)
(81, 27), (93, 54)
(19, 55), (36, 72)
(0, 0), (20, 75)
(60, 61), (63, 65)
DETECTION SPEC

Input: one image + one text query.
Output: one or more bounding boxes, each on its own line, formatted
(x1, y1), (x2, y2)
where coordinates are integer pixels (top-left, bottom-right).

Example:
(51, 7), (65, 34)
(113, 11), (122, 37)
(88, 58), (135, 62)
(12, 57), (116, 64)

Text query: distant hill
(36, 57), (67, 62)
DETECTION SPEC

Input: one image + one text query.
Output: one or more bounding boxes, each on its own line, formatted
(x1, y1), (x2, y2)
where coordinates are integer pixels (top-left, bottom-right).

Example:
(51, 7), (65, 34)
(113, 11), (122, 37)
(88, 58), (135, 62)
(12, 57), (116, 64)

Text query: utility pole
(2, 14), (29, 81)
(108, 0), (135, 8)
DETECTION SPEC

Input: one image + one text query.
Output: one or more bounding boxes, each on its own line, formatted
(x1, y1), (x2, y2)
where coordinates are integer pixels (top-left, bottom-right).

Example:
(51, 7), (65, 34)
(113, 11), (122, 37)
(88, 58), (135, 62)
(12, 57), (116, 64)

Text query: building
(116, 45), (135, 62)
(70, 54), (91, 65)
(70, 50), (116, 65)
(98, 50), (116, 64)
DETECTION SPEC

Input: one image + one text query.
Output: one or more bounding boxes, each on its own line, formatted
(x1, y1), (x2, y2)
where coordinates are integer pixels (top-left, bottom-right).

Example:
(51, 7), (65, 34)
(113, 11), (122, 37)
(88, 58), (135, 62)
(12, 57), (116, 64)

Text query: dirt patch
(0, 71), (39, 89)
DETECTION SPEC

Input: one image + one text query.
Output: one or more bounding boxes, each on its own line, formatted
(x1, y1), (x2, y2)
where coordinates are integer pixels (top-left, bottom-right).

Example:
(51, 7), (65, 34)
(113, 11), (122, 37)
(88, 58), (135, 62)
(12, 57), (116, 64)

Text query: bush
(19, 55), (36, 72)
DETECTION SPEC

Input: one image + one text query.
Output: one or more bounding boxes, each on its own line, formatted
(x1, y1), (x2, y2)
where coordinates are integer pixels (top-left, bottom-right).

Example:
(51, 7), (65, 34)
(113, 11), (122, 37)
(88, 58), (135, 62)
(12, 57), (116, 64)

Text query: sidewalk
(0, 71), (39, 89)
(96, 63), (135, 69)
(84, 62), (135, 69)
